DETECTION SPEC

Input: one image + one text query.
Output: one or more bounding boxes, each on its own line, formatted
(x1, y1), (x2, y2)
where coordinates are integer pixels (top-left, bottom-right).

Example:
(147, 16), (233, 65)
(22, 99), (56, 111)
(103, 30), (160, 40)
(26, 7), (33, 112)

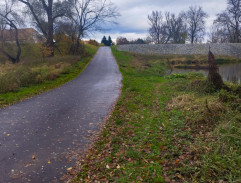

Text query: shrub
(17, 67), (39, 87)
(0, 73), (19, 93)
(21, 43), (42, 60)
(116, 37), (129, 45)
(0, 42), (98, 94)
(166, 72), (203, 79)
(0, 66), (40, 93)
(54, 33), (74, 55)
(219, 89), (241, 111)
(88, 39), (99, 46)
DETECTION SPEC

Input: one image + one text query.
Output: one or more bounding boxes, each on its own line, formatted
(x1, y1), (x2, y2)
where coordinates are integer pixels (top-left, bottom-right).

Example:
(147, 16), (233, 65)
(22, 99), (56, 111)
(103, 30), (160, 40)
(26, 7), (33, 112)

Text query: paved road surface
(0, 47), (122, 182)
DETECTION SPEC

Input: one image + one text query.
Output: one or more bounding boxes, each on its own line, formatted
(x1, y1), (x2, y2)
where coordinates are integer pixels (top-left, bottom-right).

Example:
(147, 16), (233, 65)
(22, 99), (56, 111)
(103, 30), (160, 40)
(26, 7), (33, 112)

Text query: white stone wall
(117, 43), (241, 58)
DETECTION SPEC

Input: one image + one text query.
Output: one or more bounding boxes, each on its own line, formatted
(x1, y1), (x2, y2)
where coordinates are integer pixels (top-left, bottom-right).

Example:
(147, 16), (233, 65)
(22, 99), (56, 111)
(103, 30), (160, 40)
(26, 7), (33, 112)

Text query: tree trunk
(157, 32), (160, 44)
(76, 39), (80, 53)
(14, 27), (21, 63)
(235, 21), (239, 43)
(74, 38), (84, 55)
(0, 48), (17, 63)
(208, 50), (224, 90)
(0, 27), (21, 64)
(46, 7), (54, 57)
(71, 30), (83, 55)
(46, 29), (54, 57)
(191, 34), (194, 44)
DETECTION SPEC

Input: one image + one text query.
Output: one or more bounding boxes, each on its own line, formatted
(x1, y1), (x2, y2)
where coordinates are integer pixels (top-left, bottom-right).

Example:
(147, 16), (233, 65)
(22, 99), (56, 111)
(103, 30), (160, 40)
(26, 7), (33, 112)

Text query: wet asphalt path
(0, 47), (122, 182)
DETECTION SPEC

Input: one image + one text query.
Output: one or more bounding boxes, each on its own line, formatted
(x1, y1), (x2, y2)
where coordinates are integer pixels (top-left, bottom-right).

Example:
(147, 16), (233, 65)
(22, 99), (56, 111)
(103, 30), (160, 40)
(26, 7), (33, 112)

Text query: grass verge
(72, 47), (240, 182)
(0, 45), (98, 108)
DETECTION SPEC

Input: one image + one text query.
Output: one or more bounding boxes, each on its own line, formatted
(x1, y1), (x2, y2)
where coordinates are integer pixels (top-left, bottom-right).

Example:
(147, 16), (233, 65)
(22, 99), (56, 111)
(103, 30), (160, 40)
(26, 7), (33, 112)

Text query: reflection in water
(173, 63), (241, 83)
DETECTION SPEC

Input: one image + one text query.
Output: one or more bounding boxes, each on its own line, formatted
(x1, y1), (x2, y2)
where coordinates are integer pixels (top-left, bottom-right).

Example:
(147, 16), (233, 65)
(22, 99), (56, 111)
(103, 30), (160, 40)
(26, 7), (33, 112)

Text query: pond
(172, 63), (241, 83)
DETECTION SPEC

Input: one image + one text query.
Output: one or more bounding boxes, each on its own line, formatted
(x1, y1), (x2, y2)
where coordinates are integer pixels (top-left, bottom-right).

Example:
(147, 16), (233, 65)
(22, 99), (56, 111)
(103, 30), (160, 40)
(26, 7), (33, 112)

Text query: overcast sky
(90, 0), (227, 42)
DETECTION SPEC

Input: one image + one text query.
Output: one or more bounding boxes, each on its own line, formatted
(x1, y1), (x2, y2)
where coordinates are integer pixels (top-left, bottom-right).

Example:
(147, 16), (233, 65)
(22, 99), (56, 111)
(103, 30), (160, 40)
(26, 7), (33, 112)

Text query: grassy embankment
(73, 47), (241, 182)
(145, 54), (241, 70)
(0, 44), (98, 108)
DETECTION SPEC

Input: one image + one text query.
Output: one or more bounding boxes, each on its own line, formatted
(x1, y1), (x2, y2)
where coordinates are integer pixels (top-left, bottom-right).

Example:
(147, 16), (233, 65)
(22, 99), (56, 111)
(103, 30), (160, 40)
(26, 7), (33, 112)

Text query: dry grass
(0, 43), (98, 93)
(167, 94), (226, 124)
(129, 53), (241, 70)
(0, 44), (98, 108)
(165, 94), (196, 111)
(0, 62), (15, 76)
(0, 56), (80, 93)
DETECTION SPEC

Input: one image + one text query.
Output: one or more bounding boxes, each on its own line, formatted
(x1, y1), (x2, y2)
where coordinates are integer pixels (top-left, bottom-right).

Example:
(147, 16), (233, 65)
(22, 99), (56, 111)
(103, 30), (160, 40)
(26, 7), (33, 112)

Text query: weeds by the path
(0, 45), (98, 108)
(73, 48), (241, 182)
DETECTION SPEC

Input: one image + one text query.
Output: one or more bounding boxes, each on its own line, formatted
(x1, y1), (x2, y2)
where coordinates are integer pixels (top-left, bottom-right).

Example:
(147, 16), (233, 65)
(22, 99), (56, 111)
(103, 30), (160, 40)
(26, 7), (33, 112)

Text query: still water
(172, 63), (241, 83)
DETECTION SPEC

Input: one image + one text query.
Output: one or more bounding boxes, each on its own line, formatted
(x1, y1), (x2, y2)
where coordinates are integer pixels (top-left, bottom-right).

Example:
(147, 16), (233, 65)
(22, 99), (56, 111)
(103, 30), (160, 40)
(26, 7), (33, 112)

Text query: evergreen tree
(107, 36), (113, 46)
(101, 35), (113, 46)
(101, 36), (107, 45)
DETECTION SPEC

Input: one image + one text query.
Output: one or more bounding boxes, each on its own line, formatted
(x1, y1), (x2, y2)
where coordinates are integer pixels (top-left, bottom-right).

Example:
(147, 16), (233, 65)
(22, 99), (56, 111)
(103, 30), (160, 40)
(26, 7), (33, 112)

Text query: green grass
(73, 47), (241, 182)
(0, 44), (98, 108)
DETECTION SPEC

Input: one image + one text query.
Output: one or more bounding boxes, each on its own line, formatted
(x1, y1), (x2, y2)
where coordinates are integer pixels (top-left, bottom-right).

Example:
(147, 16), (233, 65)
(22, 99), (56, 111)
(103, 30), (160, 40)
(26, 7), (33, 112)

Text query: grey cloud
(90, 0), (227, 41)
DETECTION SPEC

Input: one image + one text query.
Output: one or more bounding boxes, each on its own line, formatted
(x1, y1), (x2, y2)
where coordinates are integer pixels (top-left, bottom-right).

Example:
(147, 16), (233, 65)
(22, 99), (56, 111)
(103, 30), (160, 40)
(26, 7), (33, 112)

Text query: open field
(0, 44), (98, 108)
(72, 47), (241, 182)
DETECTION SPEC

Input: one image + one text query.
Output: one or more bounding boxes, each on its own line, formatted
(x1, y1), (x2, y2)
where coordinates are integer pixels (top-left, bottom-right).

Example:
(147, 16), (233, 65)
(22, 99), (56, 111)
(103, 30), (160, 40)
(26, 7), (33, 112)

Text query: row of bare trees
(148, 6), (208, 44)
(0, 0), (119, 63)
(116, 37), (147, 45)
(210, 0), (241, 43)
(148, 0), (241, 44)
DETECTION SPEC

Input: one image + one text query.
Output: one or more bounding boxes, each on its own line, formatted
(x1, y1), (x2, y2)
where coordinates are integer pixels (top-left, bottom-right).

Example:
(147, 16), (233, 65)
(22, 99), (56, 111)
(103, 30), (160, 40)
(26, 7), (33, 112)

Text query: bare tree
(208, 25), (230, 43)
(116, 37), (129, 45)
(18, 0), (72, 56)
(129, 38), (146, 44)
(214, 0), (241, 43)
(148, 11), (169, 44)
(165, 12), (187, 44)
(148, 11), (187, 44)
(184, 6), (208, 44)
(227, 0), (241, 42)
(68, 0), (119, 54)
(148, 11), (162, 44)
(0, 16), (7, 47)
(208, 50), (224, 90)
(0, 0), (22, 63)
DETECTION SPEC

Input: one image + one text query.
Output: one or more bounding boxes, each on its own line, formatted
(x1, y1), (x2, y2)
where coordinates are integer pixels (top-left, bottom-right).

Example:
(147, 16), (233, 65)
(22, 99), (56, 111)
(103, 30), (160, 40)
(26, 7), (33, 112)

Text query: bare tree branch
(184, 6), (208, 44)
(0, 0), (21, 63)
(214, 0), (241, 43)
(66, 0), (120, 54)
(18, 0), (73, 56)
(148, 11), (187, 44)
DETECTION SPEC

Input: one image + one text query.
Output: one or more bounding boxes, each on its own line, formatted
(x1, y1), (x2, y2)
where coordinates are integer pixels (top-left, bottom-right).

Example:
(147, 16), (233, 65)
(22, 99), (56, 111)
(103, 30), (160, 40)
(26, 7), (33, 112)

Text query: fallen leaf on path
(165, 177), (171, 182)
(179, 155), (185, 160)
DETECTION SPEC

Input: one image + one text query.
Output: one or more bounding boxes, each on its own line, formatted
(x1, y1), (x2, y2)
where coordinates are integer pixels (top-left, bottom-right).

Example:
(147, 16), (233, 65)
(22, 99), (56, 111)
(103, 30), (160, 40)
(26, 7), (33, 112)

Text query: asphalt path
(0, 47), (122, 182)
